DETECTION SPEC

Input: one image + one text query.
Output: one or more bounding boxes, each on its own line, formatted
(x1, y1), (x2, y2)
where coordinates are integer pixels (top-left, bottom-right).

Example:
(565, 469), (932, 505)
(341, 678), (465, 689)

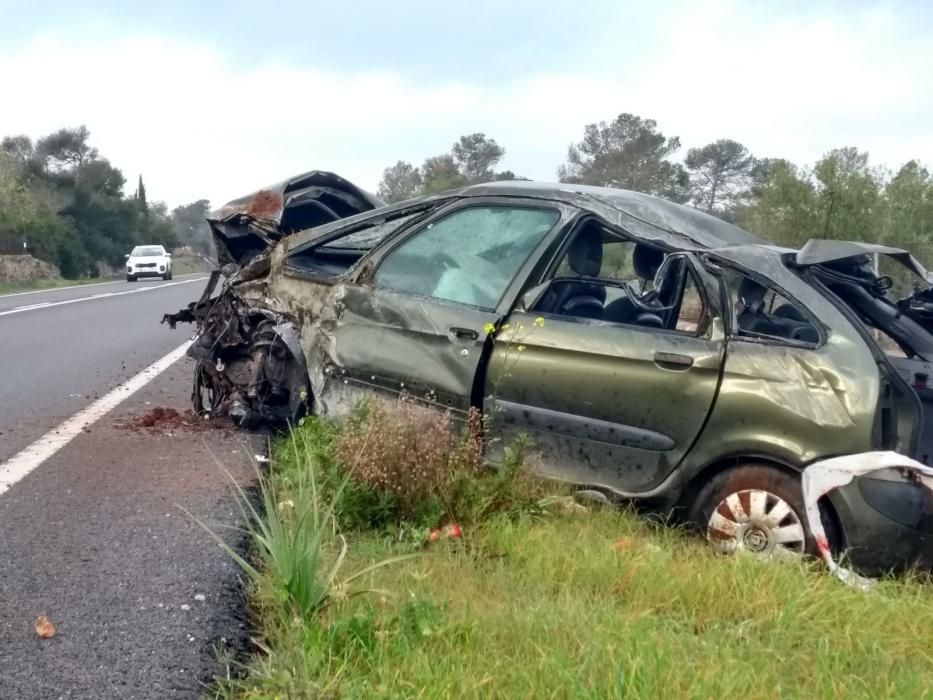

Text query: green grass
(0, 275), (118, 295)
(217, 420), (933, 700)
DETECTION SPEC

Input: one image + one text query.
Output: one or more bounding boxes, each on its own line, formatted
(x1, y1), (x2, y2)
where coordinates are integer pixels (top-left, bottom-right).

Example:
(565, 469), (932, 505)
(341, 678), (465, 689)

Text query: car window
(374, 206), (558, 310)
(676, 271), (707, 334)
(132, 246), (163, 256)
(722, 268), (819, 345)
(318, 212), (421, 251)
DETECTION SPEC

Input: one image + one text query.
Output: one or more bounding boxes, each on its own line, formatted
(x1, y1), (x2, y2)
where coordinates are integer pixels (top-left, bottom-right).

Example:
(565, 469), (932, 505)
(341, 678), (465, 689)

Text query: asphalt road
(0, 276), (259, 699)
(0, 275), (206, 463)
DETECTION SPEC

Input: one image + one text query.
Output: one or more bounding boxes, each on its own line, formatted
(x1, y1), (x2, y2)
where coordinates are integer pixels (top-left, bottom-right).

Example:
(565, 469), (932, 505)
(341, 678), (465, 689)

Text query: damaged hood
(208, 170), (385, 266)
(796, 239), (933, 283)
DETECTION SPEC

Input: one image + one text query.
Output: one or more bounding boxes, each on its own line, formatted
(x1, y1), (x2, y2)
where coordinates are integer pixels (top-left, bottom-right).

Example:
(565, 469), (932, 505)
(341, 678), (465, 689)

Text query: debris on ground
(428, 523), (463, 543)
(34, 615), (56, 639)
(115, 407), (233, 434)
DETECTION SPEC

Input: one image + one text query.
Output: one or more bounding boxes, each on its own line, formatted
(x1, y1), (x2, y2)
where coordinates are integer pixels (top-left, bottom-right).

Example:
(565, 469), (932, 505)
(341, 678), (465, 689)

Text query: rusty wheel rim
(707, 489), (805, 562)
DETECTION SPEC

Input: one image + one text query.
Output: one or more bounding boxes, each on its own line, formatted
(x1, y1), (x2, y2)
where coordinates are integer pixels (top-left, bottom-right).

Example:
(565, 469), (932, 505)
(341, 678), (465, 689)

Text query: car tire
(126, 274), (136, 282)
(689, 464), (816, 562)
(163, 271), (172, 280)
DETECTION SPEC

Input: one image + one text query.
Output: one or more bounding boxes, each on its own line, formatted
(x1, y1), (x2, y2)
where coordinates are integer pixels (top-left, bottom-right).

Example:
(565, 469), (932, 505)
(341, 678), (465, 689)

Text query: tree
(1, 135), (35, 168)
(377, 161), (423, 203)
(685, 139), (755, 215)
(558, 113), (689, 201)
(812, 147), (882, 240)
(451, 133), (505, 183)
(35, 125), (98, 175)
(876, 160), (933, 268)
(735, 159), (818, 248)
(136, 174), (148, 216)
(143, 201), (179, 249)
(420, 154), (469, 195)
(172, 199), (214, 254)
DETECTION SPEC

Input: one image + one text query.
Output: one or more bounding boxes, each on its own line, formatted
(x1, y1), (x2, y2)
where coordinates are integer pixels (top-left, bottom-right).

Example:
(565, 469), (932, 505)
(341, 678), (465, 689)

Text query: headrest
(738, 276), (766, 312)
(567, 227), (603, 277)
(633, 244), (664, 281)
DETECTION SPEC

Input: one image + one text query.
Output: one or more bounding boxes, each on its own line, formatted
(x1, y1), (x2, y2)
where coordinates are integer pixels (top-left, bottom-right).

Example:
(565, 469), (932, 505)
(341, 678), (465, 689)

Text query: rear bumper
(828, 479), (933, 575)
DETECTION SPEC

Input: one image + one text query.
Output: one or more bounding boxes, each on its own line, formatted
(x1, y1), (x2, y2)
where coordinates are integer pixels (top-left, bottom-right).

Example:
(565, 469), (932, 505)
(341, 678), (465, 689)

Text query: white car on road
(126, 245), (173, 281)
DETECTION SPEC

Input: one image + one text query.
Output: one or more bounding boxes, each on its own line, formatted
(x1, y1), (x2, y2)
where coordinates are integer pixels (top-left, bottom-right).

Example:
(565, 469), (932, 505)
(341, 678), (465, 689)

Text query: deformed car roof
(446, 180), (765, 249)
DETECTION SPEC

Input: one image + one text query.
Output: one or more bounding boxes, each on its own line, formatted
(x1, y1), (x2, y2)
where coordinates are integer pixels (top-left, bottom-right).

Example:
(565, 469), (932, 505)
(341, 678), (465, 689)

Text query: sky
(1, 0), (931, 209)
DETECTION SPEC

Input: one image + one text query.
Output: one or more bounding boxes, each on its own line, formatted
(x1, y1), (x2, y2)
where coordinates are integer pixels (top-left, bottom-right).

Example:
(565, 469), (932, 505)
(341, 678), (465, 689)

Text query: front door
(485, 249), (725, 495)
(324, 203), (563, 418)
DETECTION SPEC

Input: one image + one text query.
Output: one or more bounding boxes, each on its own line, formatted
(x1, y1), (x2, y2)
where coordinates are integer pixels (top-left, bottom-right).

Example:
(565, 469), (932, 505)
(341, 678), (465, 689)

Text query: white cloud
(1, 2), (930, 209)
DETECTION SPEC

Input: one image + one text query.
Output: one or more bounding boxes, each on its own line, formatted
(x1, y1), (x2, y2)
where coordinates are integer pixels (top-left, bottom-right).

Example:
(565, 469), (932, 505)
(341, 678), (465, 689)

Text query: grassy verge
(0, 276), (119, 295)
(216, 406), (933, 699)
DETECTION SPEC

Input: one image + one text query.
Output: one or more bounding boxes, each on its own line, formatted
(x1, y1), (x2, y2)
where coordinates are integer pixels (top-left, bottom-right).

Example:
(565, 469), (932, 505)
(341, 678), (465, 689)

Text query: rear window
(721, 268), (820, 345)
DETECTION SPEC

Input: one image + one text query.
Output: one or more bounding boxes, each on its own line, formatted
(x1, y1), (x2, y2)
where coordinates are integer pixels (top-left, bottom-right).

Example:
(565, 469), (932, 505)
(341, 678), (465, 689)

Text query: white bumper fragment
(803, 451), (933, 589)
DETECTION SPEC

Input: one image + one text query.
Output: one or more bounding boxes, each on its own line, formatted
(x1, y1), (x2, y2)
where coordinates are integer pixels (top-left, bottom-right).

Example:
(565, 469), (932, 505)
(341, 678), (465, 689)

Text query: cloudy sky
(2, 0), (931, 208)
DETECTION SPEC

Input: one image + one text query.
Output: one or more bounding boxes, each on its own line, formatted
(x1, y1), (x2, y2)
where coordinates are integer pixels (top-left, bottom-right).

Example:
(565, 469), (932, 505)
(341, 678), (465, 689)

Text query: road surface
(0, 275), (258, 699)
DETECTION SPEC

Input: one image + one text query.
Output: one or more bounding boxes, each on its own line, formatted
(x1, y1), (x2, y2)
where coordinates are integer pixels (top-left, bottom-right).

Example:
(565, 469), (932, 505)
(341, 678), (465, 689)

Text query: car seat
(539, 226), (607, 319)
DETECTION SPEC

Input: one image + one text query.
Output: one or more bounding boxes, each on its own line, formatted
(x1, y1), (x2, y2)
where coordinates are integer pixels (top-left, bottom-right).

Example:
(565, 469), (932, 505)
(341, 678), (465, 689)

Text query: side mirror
(125, 254), (130, 259)
(518, 281), (551, 312)
(166, 252), (173, 257)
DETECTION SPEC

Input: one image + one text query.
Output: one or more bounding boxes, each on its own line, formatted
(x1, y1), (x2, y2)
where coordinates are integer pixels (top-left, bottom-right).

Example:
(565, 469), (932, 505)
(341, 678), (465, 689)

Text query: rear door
(322, 200), (566, 418)
(485, 252), (725, 494)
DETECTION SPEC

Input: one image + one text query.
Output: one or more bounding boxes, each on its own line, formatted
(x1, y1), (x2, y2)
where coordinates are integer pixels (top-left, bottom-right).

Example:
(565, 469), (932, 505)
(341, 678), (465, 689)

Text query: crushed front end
(163, 170), (383, 428)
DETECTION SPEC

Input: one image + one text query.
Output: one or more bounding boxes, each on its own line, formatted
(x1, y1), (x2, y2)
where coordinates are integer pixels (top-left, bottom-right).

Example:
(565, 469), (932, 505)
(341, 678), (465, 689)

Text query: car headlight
(858, 468), (933, 532)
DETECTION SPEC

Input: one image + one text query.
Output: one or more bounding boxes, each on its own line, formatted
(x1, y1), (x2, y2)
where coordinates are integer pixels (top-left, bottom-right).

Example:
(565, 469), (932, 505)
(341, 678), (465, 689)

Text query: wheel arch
(678, 452), (846, 549)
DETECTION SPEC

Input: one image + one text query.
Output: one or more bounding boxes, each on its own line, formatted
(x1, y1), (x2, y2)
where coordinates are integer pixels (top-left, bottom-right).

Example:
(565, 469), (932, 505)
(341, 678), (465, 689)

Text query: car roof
(447, 180), (764, 249)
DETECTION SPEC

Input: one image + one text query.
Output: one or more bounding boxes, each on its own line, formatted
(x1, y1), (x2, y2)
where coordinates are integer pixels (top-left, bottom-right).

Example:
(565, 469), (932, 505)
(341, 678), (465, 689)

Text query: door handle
(654, 352), (694, 370)
(449, 327), (479, 341)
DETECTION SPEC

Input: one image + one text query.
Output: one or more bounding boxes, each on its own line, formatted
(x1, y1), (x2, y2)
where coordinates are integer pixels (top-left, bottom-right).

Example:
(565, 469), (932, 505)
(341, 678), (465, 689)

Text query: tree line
(378, 113), (933, 260)
(0, 126), (213, 278)
(4, 117), (931, 279)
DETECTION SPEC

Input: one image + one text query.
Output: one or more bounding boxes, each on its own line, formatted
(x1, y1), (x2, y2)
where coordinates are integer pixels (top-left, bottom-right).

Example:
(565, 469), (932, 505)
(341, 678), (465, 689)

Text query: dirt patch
(116, 407), (234, 434)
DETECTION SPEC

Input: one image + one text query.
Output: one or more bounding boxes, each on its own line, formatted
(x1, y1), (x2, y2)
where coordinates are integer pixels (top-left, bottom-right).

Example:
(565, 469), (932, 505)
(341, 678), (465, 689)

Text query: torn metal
(208, 170), (385, 267)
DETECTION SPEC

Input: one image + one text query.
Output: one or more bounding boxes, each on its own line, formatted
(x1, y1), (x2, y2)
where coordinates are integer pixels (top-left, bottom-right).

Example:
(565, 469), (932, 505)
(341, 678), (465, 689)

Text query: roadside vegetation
(5, 113), (933, 283)
(211, 401), (933, 699)
(0, 275), (119, 295)
(0, 127), (213, 279)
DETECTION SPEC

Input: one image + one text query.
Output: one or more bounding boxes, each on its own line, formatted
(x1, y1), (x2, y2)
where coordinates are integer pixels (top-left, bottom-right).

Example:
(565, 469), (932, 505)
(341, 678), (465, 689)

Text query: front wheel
(126, 274), (136, 282)
(690, 464), (813, 562)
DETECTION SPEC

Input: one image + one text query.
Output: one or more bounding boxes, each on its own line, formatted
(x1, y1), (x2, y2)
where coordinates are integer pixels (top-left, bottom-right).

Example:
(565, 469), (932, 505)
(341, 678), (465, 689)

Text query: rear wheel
(690, 464), (813, 562)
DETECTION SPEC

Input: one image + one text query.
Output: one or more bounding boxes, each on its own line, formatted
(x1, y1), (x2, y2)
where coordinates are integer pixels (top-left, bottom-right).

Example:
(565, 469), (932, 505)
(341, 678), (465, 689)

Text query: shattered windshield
(374, 206), (558, 309)
(319, 212), (422, 251)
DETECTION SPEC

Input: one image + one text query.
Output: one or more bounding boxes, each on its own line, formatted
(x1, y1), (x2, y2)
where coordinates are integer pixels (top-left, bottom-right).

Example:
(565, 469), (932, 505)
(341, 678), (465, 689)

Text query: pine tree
(136, 174), (148, 217)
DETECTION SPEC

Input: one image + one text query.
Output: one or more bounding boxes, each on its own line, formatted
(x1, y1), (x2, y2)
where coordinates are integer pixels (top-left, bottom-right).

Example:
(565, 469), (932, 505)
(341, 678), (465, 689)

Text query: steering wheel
(621, 281), (676, 315)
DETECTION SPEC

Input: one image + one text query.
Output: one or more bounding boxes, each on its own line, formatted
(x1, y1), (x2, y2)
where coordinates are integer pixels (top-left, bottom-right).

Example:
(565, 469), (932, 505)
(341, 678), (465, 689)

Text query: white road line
(0, 276), (208, 317)
(0, 340), (193, 496)
(0, 273), (206, 299)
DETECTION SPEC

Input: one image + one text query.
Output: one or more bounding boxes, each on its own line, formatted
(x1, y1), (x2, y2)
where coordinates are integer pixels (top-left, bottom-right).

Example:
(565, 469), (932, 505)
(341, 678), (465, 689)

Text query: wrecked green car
(166, 174), (933, 575)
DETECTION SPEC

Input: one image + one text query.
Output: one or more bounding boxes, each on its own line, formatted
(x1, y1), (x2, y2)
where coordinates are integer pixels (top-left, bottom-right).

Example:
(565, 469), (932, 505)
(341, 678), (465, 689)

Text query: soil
(116, 406), (234, 434)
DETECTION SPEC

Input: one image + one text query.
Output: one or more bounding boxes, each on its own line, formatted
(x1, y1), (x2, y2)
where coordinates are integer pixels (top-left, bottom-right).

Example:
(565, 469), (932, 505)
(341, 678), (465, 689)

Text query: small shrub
(333, 400), (482, 523)
(323, 399), (549, 532)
